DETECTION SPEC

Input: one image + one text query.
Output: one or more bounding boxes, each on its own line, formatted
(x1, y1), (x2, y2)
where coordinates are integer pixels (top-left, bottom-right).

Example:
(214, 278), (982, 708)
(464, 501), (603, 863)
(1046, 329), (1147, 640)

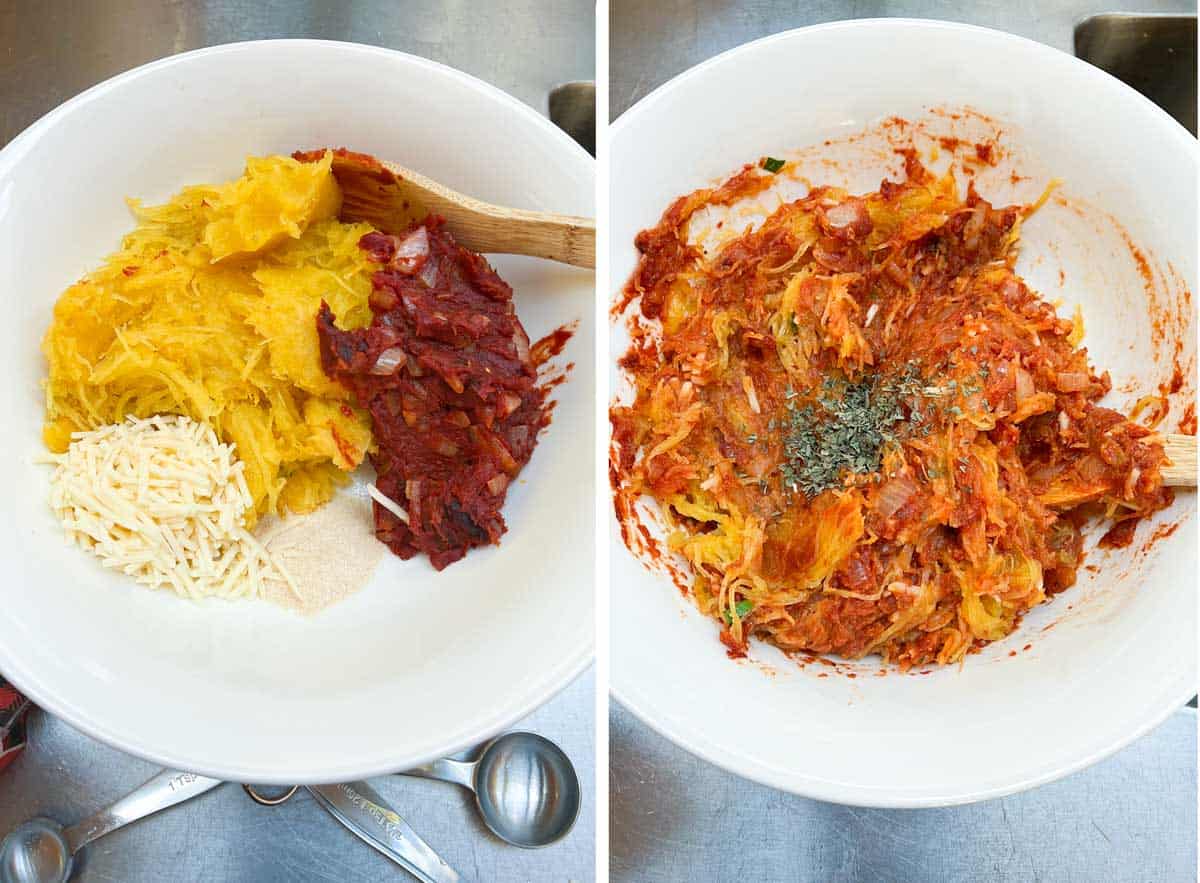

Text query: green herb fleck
(723, 599), (755, 625)
(761, 156), (785, 173)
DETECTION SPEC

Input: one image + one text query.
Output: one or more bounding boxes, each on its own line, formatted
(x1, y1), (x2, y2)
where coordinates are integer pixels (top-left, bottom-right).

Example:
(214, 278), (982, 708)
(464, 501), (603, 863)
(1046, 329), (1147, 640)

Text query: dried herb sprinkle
(779, 362), (932, 497)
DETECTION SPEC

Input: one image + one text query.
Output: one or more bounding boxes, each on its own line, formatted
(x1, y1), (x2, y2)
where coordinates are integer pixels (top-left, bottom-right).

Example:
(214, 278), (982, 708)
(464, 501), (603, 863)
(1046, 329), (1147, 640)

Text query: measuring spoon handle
(401, 757), (476, 789)
(308, 781), (461, 883)
(62, 770), (223, 853)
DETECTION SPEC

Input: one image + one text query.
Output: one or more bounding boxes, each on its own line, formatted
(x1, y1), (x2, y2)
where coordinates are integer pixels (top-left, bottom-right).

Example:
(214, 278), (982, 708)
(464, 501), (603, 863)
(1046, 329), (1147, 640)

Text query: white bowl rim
(0, 37), (595, 784)
(609, 17), (1197, 807)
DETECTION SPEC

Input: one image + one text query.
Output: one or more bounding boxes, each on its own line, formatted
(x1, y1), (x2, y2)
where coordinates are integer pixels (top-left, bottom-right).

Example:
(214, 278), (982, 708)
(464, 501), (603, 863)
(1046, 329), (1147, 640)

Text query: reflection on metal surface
(307, 781), (460, 883)
(1, 676), (596, 882)
(610, 702), (1198, 882)
(405, 731), (582, 848)
(549, 81), (596, 156)
(1076, 13), (1197, 135)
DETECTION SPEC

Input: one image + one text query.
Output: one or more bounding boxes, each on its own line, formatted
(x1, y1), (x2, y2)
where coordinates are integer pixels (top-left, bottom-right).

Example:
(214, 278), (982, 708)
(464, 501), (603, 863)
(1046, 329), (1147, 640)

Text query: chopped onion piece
(824, 201), (860, 228)
(392, 227), (430, 273)
(1014, 365), (1035, 403)
(370, 346), (406, 375)
(508, 425), (530, 448)
(419, 258), (439, 288)
(512, 328), (531, 364)
(742, 375), (761, 414)
(877, 475), (918, 518)
(1056, 372), (1089, 392)
(498, 392), (523, 419)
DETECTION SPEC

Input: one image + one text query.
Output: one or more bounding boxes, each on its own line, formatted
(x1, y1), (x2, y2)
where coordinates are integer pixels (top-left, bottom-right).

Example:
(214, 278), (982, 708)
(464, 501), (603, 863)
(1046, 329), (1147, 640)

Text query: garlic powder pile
(44, 414), (297, 600)
(257, 485), (384, 615)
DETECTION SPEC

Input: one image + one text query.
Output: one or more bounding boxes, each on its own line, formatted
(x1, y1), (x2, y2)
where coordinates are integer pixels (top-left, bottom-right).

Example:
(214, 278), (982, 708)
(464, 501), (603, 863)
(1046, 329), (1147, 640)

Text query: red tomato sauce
(318, 219), (549, 570)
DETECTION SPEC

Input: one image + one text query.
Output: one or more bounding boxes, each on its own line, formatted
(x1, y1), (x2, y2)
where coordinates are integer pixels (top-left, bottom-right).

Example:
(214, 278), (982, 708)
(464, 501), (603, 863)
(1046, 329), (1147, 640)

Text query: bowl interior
(0, 40), (594, 783)
(610, 20), (1196, 806)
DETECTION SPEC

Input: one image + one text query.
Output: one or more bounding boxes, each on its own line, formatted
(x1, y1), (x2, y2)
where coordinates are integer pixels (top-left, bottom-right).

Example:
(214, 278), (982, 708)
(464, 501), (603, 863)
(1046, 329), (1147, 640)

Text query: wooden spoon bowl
(304, 148), (594, 269)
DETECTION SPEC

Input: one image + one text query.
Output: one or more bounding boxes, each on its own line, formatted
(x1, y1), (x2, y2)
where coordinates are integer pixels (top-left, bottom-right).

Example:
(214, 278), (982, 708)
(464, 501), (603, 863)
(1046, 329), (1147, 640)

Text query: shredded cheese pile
(44, 415), (298, 600)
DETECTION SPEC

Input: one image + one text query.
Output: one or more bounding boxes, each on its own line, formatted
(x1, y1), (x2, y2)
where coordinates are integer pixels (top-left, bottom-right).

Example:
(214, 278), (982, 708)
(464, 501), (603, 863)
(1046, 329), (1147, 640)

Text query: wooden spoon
(311, 148), (594, 269)
(1162, 433), (1196, 487)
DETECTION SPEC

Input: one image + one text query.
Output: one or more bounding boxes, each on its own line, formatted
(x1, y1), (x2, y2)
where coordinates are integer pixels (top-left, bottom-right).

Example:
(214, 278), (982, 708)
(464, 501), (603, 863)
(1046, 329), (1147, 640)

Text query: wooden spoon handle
(427, 200), (595, 269)
(1162, 433), (1196, 487)
(383, 161), (594, 268)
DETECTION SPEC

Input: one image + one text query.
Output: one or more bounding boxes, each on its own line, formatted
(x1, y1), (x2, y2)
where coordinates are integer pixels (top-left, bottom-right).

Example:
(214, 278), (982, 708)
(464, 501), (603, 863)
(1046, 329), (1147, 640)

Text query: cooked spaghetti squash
(43, 151), (377, 522)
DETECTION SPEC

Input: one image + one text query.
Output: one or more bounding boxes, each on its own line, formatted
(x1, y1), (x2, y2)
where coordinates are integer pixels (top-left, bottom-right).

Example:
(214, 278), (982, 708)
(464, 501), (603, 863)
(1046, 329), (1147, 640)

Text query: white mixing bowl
(0, 40), (594, 784)
(610, 19), (1196, 807)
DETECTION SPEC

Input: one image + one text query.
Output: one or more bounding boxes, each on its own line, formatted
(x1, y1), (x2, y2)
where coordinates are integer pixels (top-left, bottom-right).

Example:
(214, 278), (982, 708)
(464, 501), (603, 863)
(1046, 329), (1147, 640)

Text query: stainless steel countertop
(2, 671), (595, 882)
(0, 2), (594, 880)
(611, 703), (1196, 883)
(609, 0), (1196, 118)
(609, 3), (1197, 881)
(0, 0), (595, 146)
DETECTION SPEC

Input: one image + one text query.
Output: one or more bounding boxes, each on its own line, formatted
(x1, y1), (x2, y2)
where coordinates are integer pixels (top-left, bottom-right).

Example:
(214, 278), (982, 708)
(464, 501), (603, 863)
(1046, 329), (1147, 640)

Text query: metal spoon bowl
(403, 731), (580, 848)
(0, 819), (72, 883)
(0, 770), (221, 883)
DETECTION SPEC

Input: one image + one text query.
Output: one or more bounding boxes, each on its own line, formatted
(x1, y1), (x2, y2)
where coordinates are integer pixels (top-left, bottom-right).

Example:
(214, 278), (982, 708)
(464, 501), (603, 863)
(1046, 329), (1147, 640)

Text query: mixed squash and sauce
(611, 151), (1173, 667)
